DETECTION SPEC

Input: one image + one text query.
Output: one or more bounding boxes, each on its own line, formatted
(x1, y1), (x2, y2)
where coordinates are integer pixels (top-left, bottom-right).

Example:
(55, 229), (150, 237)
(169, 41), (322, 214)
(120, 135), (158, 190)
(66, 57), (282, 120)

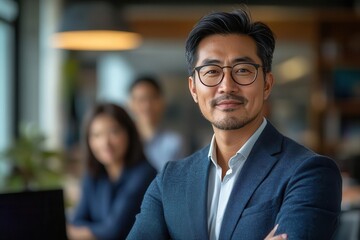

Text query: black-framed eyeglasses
(193, 62), (263, 87)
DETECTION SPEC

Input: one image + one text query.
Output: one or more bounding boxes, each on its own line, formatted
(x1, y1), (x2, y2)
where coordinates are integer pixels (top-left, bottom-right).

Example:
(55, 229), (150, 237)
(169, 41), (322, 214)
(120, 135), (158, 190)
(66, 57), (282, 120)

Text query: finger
(268, 234), (288, 240)
(265, 224), (279, 239)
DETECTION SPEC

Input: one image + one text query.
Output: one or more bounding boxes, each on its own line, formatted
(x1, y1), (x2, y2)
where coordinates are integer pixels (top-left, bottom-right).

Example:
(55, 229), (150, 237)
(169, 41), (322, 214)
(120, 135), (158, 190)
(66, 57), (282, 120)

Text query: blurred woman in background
(67, 102), (156, 240)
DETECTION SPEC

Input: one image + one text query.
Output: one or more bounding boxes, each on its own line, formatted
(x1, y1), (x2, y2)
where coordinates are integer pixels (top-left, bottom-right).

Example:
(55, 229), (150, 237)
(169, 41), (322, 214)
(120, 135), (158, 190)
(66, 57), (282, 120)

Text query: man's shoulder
(262, 121), (338, 167)
(281, 135), (323, 160)
(277, 134), (340, 175)
(154, 145), (210, 194)
(264, 121), (320, 157)
(161, 145), (210, 175)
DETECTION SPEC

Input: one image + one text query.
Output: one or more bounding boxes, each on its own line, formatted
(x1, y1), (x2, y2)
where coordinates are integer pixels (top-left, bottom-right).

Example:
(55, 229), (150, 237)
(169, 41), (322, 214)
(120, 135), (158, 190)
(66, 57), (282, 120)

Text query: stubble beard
(211, 109), (259, 130)
(207, 93), (257, 130)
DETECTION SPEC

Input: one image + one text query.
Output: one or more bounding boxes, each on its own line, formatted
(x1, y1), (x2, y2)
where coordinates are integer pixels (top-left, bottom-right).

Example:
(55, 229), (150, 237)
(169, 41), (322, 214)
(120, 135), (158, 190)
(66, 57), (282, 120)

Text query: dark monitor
(0, 188), (67, 240)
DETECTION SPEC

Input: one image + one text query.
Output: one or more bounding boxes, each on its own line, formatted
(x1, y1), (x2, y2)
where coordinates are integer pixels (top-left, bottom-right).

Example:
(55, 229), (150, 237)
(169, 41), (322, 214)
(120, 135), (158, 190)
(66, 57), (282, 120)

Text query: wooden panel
(266, 21), (317, 41)
(130, 19), (196, 39)
(130, 18), (318, 41)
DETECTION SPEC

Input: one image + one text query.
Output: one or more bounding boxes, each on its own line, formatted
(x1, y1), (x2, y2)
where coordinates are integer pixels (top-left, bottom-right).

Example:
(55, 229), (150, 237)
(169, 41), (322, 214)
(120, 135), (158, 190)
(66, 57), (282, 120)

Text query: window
(0, 0), (17, 186)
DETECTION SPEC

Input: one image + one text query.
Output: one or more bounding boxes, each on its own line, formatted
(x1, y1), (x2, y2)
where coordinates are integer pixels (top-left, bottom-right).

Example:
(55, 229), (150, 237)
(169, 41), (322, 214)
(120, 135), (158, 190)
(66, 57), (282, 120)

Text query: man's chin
(212, 118), (246, 130)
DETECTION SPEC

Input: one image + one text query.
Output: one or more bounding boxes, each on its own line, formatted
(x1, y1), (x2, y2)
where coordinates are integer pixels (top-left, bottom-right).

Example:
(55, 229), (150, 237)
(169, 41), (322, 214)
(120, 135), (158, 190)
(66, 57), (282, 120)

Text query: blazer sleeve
(127, 169), (170, 240)
(275, 155), (342, 239)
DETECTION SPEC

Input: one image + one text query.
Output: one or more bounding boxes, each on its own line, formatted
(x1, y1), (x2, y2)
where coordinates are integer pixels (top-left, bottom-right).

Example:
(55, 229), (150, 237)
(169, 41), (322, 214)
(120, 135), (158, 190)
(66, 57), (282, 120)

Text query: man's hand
(264, 224), (288, 240)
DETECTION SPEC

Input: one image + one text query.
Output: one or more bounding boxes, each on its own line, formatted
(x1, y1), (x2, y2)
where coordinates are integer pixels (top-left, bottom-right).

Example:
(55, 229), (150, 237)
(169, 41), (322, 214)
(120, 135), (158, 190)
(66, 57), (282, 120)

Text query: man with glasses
(128, 8), (342, 240)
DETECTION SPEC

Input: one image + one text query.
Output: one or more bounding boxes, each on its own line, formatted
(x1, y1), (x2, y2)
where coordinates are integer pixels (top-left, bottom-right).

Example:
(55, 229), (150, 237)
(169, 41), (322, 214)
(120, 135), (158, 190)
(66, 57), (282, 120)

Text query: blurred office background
(1, 0), (360, 207)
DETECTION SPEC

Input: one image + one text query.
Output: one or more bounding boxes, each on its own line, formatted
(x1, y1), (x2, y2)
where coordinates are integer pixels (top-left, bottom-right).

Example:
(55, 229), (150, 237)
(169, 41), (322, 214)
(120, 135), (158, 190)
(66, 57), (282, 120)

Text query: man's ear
(263, 72), (274, 101)
(188, 76), (198, 103)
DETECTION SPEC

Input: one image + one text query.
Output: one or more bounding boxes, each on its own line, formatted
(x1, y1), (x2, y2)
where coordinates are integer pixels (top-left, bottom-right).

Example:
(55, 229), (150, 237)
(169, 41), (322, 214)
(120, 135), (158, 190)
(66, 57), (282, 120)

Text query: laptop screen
(0, 188), (67, 239)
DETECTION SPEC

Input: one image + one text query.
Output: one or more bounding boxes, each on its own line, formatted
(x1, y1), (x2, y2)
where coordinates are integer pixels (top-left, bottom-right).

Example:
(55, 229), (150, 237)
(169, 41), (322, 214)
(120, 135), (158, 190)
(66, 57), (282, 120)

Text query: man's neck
(137, 122), (158, 141)
(213, 117), (264, 178)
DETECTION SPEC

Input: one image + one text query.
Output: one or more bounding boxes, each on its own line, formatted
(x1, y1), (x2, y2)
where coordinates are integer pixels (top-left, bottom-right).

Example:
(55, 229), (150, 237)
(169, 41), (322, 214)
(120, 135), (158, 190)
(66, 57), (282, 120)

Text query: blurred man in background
(128, 76), (187, 172)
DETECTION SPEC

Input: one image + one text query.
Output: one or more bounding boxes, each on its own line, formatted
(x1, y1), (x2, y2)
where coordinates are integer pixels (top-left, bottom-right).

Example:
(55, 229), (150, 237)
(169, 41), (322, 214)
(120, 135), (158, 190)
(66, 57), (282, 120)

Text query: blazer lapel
(186, 146), (211, 240)
(219, 122), (283, 239)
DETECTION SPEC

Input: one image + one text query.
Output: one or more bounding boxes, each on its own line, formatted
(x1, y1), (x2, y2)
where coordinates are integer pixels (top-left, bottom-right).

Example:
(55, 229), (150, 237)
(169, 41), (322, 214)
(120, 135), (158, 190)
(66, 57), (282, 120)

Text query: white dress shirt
(207, 119), (267, 240)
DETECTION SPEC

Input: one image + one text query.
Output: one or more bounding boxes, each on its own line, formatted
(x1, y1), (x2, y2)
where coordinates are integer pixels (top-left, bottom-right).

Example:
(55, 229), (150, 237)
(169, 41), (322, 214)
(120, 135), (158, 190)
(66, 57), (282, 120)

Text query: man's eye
(239, 68), (249, 72)
(235, 68), (252, 75)
(205, 69), (219, 75)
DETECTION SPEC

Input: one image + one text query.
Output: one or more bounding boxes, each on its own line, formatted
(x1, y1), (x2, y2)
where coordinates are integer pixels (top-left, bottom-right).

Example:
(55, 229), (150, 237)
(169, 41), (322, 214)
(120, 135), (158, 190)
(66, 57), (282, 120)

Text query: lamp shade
(52, 2), (141, 51)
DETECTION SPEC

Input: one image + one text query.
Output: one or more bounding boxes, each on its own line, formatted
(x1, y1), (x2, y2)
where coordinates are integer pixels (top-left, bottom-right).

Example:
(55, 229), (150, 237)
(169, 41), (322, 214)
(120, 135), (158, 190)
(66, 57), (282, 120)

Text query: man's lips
(216, 100), (243, 108)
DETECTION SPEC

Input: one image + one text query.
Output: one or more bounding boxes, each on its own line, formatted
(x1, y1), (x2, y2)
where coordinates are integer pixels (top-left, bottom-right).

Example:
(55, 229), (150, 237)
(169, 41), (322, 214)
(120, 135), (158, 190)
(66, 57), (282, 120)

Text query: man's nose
(218, 69), (238, 93)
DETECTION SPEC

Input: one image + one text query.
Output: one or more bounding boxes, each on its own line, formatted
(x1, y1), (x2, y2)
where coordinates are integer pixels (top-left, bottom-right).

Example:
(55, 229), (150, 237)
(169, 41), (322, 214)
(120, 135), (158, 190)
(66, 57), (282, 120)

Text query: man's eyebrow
(200, 59), (221, 65)
(233, 56), (256, 63)
(200, 56), (257, 66)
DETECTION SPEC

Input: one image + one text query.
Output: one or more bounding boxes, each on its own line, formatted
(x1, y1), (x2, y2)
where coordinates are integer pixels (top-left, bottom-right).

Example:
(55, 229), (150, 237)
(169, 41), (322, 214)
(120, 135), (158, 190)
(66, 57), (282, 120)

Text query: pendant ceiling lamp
(52, 1), (142, 51)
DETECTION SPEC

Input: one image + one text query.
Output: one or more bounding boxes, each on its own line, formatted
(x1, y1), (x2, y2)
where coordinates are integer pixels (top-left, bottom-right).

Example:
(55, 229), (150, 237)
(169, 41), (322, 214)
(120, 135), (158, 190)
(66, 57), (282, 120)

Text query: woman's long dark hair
(81, 102), (147, 178)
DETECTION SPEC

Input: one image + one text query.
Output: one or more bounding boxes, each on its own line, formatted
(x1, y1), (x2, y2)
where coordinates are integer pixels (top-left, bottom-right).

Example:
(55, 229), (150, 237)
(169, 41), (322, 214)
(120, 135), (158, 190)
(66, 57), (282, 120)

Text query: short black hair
(185, 8), (275, 76)
(128, 75), (163, 96)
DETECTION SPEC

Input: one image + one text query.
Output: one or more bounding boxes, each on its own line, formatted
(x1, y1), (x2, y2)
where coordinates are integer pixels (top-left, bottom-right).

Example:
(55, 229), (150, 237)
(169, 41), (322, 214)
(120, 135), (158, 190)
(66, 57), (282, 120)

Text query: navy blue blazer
(127, 122), (342, 240)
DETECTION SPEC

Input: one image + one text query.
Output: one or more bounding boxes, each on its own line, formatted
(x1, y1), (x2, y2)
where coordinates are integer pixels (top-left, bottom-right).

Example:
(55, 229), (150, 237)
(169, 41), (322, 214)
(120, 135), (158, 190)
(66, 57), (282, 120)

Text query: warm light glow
(51, 30), (142, 51)
(275, 56), (310, 83)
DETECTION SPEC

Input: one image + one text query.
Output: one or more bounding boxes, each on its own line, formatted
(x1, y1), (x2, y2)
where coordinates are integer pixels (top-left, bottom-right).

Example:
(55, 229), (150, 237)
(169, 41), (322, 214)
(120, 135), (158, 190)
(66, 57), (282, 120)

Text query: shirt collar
(208, 118), (267, 167)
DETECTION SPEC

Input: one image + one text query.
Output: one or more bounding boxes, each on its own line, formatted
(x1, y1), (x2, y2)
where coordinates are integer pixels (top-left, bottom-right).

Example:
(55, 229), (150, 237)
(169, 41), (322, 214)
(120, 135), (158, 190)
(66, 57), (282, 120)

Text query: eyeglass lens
(198, 63), (258, 86)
